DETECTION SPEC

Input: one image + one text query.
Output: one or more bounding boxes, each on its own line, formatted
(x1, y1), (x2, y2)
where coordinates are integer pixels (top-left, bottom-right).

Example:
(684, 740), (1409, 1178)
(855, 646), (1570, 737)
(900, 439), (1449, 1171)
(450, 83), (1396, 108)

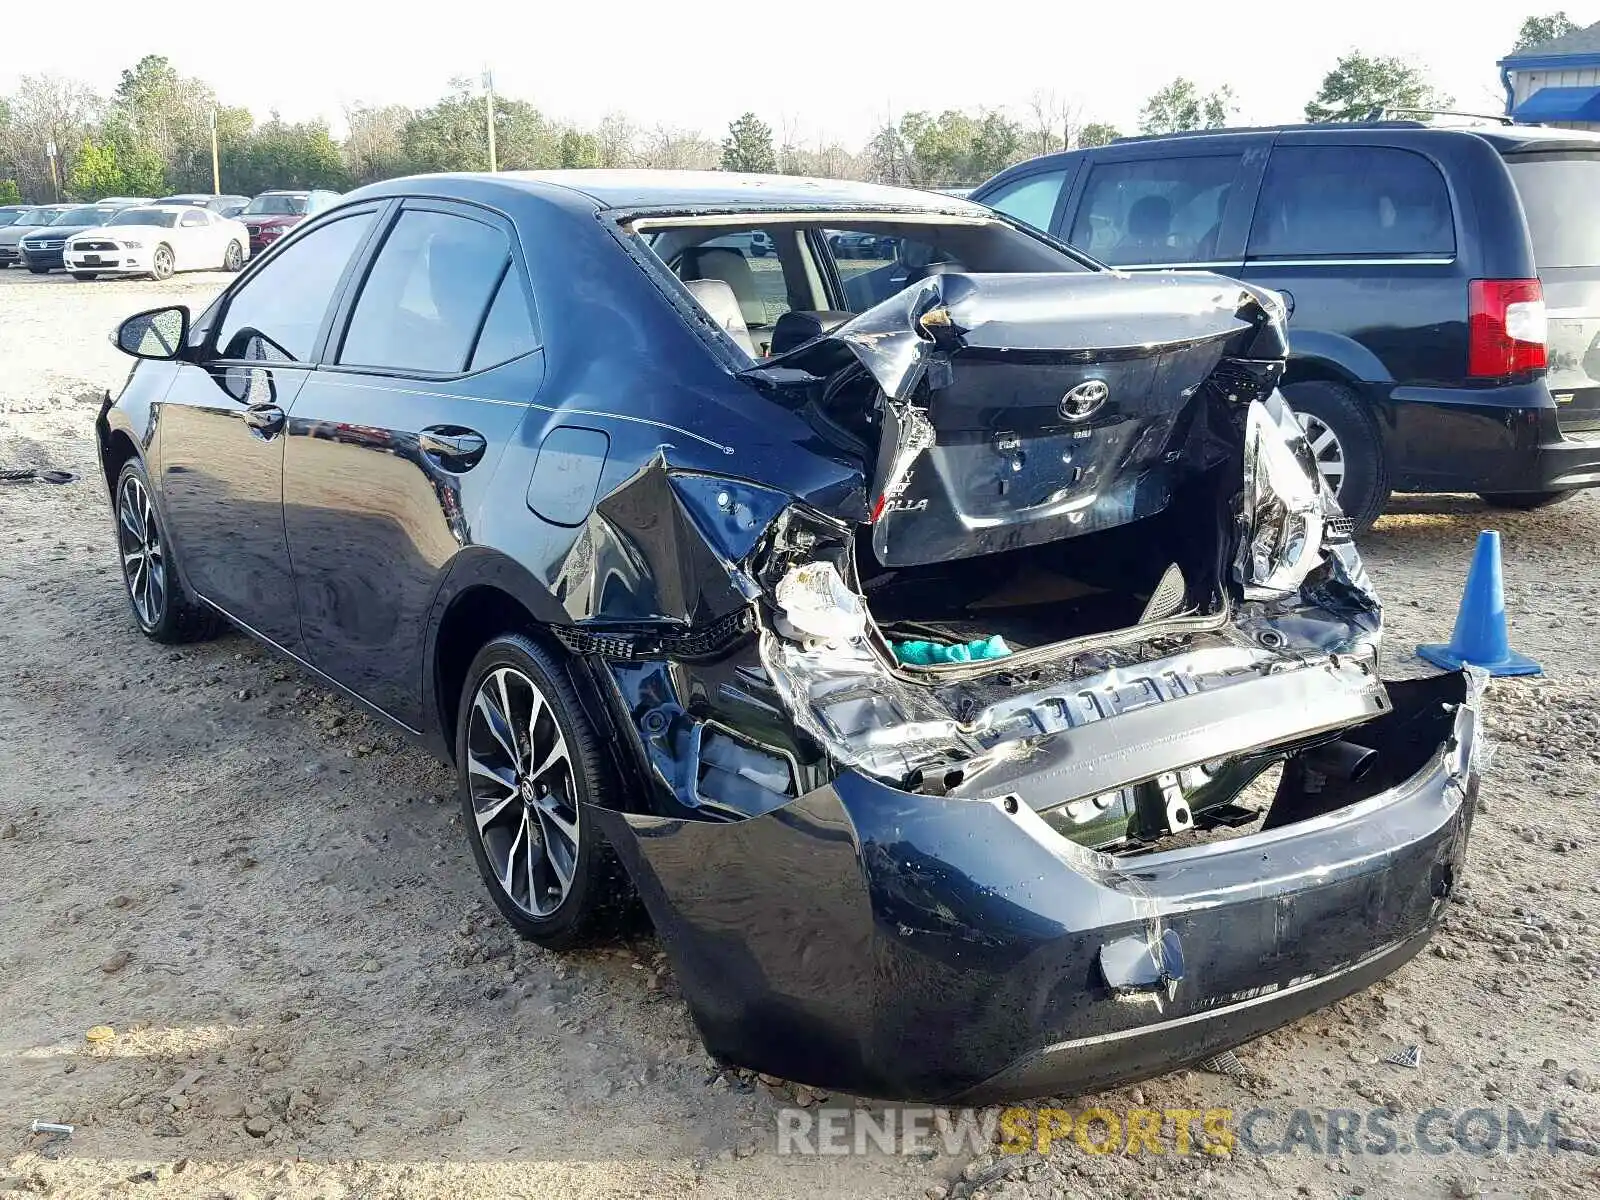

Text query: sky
(0, 1), (1584, 146)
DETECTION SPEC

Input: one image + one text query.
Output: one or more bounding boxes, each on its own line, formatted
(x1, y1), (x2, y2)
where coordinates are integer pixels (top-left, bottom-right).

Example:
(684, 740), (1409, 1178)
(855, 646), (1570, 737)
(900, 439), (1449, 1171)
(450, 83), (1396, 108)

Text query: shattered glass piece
(1383, 1044), (1423, 1069)
(774, 561), (866, 645)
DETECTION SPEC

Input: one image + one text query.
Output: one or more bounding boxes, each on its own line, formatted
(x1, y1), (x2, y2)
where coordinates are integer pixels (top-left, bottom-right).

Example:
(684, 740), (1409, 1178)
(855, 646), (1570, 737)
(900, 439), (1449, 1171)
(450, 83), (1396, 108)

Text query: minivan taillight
(1469, 279), (1547, 377)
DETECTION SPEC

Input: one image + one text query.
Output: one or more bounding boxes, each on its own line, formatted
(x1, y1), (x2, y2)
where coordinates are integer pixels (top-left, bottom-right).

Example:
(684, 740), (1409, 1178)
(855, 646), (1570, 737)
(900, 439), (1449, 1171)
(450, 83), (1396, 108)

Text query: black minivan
(972, 122), (1600, 528)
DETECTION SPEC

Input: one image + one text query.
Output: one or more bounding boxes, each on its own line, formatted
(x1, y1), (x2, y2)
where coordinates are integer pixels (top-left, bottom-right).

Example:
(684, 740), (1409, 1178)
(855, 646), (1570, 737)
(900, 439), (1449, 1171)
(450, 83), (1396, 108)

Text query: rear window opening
(632, 212), (1089, 359)
(1051, 673), (1470, 857)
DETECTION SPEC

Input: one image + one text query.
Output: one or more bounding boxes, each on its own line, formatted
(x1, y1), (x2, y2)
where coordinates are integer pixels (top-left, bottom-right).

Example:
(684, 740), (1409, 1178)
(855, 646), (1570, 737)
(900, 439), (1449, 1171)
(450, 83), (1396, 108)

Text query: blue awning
(1511, 85), (1600, 122)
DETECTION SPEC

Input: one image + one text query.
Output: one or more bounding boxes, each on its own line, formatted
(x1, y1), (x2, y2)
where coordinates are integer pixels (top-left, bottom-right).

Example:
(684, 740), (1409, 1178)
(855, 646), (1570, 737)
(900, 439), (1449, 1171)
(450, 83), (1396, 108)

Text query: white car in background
(63, 204), (249, 281)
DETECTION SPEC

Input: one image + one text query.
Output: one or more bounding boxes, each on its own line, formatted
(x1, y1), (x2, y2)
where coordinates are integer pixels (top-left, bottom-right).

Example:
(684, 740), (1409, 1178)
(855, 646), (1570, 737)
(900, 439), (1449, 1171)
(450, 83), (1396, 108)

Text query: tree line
(0, 17), (1576, 205)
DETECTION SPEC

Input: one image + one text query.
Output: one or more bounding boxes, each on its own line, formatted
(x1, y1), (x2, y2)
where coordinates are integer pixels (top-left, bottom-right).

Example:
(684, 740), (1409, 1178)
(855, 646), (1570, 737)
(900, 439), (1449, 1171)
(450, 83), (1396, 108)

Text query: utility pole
(210, 109), (221, 193)
(483, 69), (498, 172)
(46, 139), (59, 200)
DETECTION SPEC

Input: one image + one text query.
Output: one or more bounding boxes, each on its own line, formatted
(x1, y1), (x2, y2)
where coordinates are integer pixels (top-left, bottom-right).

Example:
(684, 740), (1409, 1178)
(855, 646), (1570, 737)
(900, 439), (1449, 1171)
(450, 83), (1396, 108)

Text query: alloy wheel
(224, 241), (242, 271)
(152, 247), (173, 280)
(116, 474), (166, 628)
(465, 666), (580, 918)
(1293, 411), (1347, 498)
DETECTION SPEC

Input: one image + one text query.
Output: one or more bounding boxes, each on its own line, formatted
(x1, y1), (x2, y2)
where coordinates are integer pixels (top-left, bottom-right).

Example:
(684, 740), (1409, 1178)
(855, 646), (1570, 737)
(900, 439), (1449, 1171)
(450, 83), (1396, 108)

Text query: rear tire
(455, 633), (636, 949)
(1478, 490), (1577, 510)
(113, 458), (223, 644)
(223, 240), (243, 272)
(1281, 380), (1390, 532)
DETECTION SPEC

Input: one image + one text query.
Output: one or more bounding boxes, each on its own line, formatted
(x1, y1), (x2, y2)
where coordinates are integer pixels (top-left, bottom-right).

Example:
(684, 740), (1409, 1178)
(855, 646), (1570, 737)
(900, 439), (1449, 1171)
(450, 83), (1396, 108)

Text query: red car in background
(237, 189), (342, 256)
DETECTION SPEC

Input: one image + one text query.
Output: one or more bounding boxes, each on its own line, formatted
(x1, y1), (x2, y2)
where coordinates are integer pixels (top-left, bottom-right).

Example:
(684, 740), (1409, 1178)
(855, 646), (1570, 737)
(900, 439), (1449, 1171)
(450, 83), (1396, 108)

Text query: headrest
(770, 310), (853, 356)
(685, 278), (755, 357)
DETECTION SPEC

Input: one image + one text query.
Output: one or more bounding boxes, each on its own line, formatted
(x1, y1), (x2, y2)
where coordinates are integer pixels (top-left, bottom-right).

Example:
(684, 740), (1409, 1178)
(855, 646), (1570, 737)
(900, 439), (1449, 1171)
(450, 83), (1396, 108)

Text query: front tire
(1478, 490), (1577, 510)
(1281, 380), (1390, 532)
(113, 459), (222, 643)
(455, 633), (635, 949)
(28, 265), (49, 274)
(150, 244), (174, 281)
(223, 240), (243, 272)
(72, 272), (98, 281)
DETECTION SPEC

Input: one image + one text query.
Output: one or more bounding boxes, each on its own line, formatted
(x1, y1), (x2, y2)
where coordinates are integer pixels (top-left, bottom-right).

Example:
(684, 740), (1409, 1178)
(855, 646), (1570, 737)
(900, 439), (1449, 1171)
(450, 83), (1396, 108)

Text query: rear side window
(339, 209), (510, 374)
(1505, 155), (1600, 269)
(213, 210), (377, 363)
(1249, 146), (1454, 259)
(469, 267), (538, 371)
(984, 169), (1069, 231)
(1067, 155), (1240, 264)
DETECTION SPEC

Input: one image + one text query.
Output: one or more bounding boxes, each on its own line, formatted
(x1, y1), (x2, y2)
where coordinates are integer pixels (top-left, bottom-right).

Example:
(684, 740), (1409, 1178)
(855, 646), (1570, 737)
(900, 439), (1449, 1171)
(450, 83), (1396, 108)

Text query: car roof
(380, 169), (994, 215)
(108, 204), (201, 216)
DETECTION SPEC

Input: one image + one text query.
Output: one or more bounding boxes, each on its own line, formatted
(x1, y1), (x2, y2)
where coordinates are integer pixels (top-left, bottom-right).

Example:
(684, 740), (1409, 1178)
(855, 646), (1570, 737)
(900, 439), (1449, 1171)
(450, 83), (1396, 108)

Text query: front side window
(338, 209), (510, 374)
(983, 169), (1070, 232)
(213, 210), (377, 363)
(1248, 146), (1455, 258)
(180, 210), (208, 228)
(1067, 155), (1241, 264)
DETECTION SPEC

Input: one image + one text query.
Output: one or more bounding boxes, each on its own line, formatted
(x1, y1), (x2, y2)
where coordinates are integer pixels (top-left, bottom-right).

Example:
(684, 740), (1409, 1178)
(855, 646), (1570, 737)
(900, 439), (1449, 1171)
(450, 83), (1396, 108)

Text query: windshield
(52, 206), (112, 226)
(1506, 154), (1600, 269)
(111, 209), (178, 228)
(244, 194), (307, 215)
(0, 212), (20, 227)
(19, 208), (62, 225)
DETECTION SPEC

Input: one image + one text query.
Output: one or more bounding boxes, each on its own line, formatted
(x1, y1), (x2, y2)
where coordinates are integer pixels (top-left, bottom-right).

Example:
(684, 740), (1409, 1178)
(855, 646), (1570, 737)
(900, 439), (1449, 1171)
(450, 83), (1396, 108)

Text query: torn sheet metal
(757, 271), (1288, 567)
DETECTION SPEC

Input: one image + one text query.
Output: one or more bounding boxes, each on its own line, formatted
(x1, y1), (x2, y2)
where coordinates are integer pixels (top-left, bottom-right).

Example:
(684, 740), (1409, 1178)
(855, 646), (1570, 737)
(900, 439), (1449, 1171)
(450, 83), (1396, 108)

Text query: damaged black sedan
(95, 171), (1484, 1104)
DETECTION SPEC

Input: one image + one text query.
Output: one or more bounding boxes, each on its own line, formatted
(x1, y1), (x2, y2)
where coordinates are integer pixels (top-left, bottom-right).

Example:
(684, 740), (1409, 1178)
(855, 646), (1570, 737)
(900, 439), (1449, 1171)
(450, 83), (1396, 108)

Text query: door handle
(419, 426), (488, 469)
(242, 403), (285, 436)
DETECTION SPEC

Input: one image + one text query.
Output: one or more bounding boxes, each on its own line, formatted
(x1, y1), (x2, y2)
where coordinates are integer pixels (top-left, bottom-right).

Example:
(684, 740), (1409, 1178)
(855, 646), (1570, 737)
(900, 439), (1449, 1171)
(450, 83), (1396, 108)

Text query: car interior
(639, 216), (1086, 360)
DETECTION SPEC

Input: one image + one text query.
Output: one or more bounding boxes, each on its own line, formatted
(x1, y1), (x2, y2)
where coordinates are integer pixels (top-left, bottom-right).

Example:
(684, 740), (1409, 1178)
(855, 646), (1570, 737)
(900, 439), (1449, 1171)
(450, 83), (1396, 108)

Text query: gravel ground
(1, 267), (1596, 1200)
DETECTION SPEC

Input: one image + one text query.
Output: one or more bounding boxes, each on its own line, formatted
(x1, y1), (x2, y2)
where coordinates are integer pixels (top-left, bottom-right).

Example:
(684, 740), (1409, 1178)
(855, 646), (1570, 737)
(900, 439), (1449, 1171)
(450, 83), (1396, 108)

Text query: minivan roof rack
(1364, 106), (1515, 126)
(1110, 120), (1429, 143)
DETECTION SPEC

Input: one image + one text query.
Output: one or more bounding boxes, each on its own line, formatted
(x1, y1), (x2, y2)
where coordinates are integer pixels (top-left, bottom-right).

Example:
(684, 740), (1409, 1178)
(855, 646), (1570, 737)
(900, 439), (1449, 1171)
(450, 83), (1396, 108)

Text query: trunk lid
(761, 271), (1285, 567)
(1504, 152), (1600, 433)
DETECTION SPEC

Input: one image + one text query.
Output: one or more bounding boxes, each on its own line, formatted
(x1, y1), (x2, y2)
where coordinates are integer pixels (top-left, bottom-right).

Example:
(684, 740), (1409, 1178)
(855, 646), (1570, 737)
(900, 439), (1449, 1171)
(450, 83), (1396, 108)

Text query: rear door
(1054, 136), (1270, 272)
(282, 199), (542, 728)
(1503, 151), (1600, 434)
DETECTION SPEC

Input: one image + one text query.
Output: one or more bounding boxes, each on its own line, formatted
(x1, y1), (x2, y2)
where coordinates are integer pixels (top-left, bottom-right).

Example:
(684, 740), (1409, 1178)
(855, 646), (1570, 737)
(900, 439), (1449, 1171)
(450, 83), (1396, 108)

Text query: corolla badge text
(1060, 379), (1110, 422)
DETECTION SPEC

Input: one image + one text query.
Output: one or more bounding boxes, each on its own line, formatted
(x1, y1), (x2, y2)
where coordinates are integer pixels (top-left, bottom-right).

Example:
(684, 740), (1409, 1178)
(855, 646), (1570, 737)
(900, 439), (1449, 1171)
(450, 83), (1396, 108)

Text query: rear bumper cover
(1375, 380), (1600, 493)
(595, 672), (1482, 1103)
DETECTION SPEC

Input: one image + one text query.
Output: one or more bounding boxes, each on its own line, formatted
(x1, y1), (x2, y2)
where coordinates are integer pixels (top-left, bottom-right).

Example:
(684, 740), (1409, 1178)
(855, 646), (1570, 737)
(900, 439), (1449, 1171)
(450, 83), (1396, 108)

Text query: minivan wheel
(455, 633), (635, 949)
(1281, 380), (1390, 532)
(113, 459), (222, 643)
(1477, 489), (1577, 510)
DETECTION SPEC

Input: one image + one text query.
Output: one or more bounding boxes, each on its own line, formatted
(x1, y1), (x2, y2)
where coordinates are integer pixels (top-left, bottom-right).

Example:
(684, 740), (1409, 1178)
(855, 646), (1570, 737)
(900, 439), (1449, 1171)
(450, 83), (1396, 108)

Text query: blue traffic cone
(1417, 530), (1541, 676)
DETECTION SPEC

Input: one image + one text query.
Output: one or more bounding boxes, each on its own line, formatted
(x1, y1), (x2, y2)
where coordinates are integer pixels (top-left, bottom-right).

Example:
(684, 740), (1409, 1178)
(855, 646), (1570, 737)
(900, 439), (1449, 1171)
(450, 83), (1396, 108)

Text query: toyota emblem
(1059, 379), (1109, 422)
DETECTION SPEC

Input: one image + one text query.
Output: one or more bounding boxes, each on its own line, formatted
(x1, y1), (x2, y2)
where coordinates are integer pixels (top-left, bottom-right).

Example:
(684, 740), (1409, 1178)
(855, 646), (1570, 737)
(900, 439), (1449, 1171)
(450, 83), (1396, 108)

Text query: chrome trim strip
(1243, 257), (1456, 267)
(1030, 935), (1416, 1053)
(303, 373), (737, 455)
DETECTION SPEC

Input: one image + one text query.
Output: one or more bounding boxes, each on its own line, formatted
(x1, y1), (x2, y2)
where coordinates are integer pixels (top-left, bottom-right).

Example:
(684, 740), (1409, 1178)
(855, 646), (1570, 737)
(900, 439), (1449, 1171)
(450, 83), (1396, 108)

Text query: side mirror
(113, 306), (190, 361)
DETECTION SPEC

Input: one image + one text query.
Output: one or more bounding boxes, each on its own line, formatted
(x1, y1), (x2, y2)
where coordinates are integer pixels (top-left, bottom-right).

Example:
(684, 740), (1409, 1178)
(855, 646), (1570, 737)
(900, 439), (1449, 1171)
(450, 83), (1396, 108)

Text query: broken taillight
(1468, 278), (1547, 378)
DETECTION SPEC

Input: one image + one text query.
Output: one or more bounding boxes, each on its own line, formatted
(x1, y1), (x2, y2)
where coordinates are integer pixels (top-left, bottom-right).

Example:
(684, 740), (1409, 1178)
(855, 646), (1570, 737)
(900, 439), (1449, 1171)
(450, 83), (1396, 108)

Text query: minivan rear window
(1249, 146), (1454, 259)
(1505, 155), (1600, 268)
